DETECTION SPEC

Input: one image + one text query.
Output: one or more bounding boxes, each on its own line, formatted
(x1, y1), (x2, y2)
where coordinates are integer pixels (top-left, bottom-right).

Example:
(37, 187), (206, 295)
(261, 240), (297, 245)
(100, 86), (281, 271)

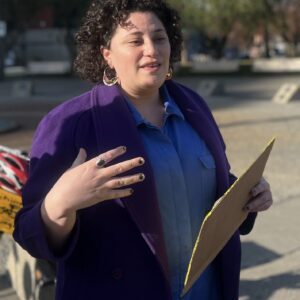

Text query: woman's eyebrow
(125, 29), (166, 37)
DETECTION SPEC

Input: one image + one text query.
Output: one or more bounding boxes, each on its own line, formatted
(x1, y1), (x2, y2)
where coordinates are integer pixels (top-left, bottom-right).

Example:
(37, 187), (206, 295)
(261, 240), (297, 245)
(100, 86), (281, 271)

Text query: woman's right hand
(44, 146), (145, 219)
(41, 146), (145, 250)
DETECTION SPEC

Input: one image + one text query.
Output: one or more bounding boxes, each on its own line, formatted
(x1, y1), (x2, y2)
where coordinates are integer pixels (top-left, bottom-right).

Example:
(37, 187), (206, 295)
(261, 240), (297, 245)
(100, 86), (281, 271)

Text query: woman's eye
(129, 40), (142, 45)
(155, 37), (167, 42)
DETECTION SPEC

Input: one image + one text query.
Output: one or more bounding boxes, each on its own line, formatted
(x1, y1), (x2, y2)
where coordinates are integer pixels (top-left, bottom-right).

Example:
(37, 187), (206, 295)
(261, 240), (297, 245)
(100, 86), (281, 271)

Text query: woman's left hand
(244, 177), (273, 213)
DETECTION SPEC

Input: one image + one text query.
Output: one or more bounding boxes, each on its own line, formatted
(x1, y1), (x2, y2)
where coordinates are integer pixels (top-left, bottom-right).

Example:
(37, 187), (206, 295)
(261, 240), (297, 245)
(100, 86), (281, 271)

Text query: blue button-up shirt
(125, 85), (221, 299)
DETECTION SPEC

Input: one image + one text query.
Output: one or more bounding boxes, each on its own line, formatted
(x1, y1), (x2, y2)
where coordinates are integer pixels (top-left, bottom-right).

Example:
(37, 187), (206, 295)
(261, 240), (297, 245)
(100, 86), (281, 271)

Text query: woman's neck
(123, 88), (160, 106)
(121, 86), (165, 127)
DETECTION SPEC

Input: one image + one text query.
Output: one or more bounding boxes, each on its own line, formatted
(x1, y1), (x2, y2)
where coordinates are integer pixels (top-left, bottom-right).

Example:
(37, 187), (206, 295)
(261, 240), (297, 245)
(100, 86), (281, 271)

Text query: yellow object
(181, 137), (275, 297)
(0, 188), (22, 234)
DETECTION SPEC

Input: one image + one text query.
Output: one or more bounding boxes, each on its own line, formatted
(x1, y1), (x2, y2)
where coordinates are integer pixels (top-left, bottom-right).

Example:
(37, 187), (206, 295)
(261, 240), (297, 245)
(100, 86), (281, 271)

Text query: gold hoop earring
(103, 67), (118, 86)
(166, 67), (173, 80)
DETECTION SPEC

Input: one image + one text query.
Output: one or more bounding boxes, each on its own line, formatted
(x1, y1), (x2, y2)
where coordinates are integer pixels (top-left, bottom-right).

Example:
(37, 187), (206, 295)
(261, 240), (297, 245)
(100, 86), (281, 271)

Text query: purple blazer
(13, 80), (256, 300)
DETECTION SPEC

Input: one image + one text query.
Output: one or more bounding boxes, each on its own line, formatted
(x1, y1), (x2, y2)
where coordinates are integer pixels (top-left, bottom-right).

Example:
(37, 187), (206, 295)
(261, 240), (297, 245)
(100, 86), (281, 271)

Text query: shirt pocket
(198, 154), (216, 169)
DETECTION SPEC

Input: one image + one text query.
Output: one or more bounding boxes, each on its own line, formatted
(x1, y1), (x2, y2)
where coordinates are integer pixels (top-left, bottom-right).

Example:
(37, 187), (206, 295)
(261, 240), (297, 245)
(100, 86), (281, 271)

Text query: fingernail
(122, 146), (127, 152)
(130, 188), (134, 194)
(139, 174), (145, 181)
(139, 158), (145, 165)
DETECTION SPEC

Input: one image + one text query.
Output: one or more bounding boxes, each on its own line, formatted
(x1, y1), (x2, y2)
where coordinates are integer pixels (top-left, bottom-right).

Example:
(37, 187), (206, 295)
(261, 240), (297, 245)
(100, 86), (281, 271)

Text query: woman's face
(102, 11), (171, 95)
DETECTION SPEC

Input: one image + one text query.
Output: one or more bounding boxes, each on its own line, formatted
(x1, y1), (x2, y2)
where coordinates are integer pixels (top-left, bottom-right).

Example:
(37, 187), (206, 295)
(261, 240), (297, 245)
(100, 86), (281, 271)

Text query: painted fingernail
(139, 174), (145, 181)
(139, 158), (145, 165)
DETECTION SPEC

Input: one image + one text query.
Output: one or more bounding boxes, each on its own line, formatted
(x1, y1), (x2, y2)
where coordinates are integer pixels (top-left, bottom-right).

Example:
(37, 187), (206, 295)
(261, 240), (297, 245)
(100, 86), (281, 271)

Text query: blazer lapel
(90, 85), (169, 279)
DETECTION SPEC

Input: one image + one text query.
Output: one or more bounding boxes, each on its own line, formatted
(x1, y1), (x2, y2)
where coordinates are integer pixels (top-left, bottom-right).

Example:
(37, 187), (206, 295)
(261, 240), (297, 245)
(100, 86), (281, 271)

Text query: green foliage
(167, 0), (283, 36)
(2, 0), (300, 57)
(167, 0), (205, 29)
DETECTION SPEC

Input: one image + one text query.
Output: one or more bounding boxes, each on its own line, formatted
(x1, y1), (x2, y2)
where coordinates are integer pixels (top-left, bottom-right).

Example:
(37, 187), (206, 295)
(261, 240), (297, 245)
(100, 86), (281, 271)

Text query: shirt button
(111, 268), (123, 280)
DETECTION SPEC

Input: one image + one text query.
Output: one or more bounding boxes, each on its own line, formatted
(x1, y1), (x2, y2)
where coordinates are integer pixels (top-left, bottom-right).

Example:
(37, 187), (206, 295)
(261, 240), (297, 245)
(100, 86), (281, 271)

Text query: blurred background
(0, 1), (300, 300)
(1, 0), (300, 78)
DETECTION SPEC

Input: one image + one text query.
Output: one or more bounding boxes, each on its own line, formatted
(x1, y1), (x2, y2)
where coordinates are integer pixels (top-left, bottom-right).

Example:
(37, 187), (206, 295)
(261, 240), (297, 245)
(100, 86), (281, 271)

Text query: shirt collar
(125, 84), (185, 127)
(161, 84), (184, 119)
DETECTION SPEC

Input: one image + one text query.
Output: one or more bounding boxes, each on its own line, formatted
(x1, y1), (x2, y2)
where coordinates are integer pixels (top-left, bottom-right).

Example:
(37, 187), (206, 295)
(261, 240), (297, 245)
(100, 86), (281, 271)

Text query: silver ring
(96, 157), (106, 168)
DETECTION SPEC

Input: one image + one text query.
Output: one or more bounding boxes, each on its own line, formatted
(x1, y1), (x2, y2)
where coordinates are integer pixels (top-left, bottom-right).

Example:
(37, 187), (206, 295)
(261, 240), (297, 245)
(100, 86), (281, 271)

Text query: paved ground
(214, 99), (300, 300)
(0, 75), (299, 299)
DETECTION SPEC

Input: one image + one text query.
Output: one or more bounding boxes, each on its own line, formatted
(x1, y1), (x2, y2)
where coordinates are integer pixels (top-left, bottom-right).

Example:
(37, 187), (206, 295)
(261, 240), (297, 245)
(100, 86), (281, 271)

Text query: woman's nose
(144, 40), (158, 56)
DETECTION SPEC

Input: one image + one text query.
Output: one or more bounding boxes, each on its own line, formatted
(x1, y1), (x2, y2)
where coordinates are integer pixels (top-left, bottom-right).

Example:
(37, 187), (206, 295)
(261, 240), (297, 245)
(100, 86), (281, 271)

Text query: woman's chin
(140, 76), (166, 89)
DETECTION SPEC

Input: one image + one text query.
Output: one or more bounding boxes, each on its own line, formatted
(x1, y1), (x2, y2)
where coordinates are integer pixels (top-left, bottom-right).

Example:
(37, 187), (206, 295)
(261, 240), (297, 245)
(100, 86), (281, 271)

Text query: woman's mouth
(141, 62), (161, 72)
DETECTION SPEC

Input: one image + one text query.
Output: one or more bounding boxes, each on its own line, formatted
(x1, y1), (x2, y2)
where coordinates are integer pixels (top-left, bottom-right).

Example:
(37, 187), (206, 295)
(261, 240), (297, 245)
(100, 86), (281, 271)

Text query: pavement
(0, 74), (300, 299)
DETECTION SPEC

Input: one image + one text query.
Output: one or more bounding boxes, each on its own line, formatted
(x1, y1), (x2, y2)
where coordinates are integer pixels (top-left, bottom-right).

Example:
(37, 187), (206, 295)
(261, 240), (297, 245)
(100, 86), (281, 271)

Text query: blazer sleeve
(13, 107), (82, 262)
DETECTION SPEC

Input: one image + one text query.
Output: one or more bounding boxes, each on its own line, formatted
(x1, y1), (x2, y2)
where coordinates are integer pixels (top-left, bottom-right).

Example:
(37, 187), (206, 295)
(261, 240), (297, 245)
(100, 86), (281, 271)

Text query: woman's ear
(100, 46), (112, 68)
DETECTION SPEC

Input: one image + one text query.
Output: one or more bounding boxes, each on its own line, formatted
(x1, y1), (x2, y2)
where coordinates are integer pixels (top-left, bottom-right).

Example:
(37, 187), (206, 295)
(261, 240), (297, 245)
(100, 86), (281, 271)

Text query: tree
(168, 0), (300, 59)
(237, 0), (280, 58)
(167, 0), (206, 29)
(167, 0), (206, 62)
(273, 0), (300, 56)
(199, 0), (242, 58)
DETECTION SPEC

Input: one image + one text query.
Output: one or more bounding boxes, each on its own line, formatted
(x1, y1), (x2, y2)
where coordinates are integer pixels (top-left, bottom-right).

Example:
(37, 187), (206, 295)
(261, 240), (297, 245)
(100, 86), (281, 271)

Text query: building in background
(1, 0), (89, 76)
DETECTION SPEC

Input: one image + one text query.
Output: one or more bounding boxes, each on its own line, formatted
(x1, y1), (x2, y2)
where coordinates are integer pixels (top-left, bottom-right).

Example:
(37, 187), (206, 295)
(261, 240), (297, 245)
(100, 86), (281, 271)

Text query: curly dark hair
(74, 0), (183, 83)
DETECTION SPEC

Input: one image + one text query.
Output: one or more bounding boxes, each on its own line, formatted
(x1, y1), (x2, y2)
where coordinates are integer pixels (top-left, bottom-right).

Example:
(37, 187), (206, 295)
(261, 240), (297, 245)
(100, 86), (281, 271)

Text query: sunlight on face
(102, 12), (171, 95)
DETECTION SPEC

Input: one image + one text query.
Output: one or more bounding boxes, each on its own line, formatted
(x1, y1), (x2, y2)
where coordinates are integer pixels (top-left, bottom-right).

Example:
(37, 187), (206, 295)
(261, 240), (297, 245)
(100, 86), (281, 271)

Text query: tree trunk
(0, 37), (5, 81)
(181, 40), (189, 65)
(263, 24), (271, 58)
(216, 35), (227, 59)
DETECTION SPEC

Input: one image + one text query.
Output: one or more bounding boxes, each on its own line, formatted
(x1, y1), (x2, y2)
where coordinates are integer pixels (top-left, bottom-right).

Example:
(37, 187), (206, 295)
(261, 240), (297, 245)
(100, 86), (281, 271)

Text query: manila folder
(181, 137), (275, 296)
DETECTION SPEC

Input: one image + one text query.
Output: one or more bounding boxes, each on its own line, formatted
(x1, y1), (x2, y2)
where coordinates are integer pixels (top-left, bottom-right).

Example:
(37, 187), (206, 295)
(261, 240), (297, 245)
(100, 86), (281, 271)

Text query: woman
(13, 0), (273, 299)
